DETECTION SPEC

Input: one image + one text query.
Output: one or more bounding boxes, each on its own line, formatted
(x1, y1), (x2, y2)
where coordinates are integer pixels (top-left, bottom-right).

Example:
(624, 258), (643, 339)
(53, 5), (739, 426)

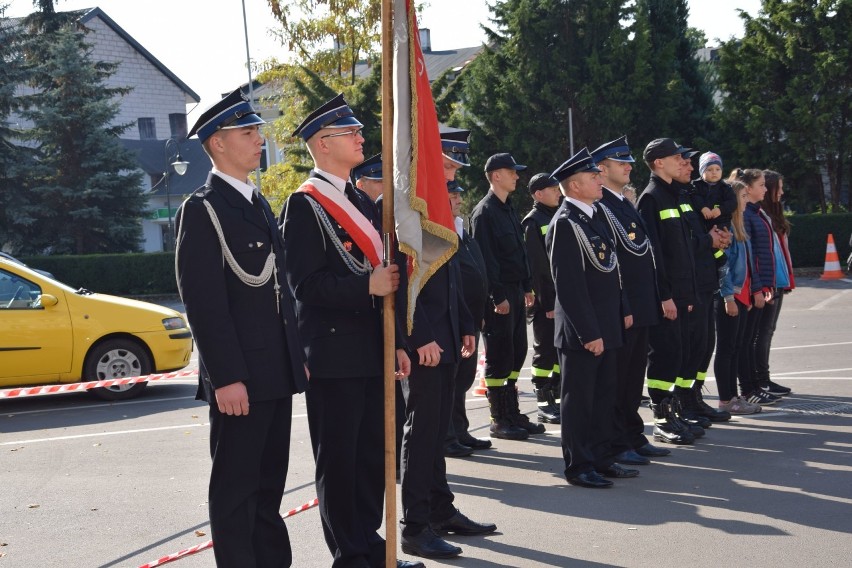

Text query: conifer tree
(17, 22), (144, 254)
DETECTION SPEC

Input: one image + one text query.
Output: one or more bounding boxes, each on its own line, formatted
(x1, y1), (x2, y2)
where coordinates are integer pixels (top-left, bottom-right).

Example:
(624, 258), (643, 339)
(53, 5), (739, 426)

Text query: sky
(4, 0), (762, 123)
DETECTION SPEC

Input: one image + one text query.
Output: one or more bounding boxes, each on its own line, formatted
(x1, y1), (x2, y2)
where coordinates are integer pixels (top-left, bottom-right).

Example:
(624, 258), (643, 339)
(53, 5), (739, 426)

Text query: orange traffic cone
(820, 233), (844, 280)
(473, 351), (488, 396)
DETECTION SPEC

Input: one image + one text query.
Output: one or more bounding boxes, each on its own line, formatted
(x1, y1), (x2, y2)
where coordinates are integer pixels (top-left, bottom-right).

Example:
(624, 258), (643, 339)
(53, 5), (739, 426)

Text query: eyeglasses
(321, 128), (363, 140)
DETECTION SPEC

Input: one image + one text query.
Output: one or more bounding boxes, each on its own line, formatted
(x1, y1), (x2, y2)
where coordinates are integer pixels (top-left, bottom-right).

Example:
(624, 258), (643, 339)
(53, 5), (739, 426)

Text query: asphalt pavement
(1, 276), (850, 567)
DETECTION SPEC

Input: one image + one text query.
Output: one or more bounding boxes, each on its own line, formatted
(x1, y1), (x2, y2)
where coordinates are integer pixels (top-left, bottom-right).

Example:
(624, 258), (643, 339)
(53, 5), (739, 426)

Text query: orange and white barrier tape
(137, 498), (319, 568)
(0, 368), (199, 399)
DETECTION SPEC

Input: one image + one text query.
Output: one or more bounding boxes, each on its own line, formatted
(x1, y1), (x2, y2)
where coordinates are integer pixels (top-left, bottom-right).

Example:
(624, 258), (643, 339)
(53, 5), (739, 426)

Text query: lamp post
(163, 137), (189, 250)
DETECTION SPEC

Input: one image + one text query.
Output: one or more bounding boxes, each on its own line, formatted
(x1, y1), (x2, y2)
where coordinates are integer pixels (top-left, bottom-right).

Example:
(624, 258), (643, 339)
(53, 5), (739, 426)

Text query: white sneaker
(718, 396), (761, 415)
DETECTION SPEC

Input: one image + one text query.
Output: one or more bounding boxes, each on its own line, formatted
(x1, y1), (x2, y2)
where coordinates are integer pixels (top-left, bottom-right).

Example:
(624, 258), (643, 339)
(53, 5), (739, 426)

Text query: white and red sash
(297, 177), (383, 268)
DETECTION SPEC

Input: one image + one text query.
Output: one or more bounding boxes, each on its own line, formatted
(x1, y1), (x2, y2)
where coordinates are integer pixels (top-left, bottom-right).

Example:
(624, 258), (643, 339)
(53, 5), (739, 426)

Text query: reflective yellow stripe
(696, 371), (707, 382)
(540, 225), (548, 235)
(675, 377), (695, 388)
(553, 364), (561, 375)
(508, 370), (520, 380)
(531, 366), (553, 378)
(484, 378), (507, 387)
(714, 249), (725, 259)
(659, 208), (680, 220)
(647, 378), (675, 391)
(680, 204), (694, 213)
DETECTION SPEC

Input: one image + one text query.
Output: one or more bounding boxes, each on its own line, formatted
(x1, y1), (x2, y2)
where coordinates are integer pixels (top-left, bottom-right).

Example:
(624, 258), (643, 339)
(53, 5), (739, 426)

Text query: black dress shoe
(396, 561), (425, 568)
(635, 442), (671, 457)
(615, 449), (651, 465)
(401, 527), (462, 559)
(431, 509), (497, 536)
(566, 471), (613, 488)
(458, 435), (493, 450)
(444, 441), (474, 458)
(598, 463), (640, 478)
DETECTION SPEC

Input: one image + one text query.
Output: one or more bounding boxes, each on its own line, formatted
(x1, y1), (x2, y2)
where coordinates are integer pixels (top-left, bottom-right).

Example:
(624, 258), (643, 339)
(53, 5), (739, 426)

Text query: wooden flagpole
(381, 1), (397, 566)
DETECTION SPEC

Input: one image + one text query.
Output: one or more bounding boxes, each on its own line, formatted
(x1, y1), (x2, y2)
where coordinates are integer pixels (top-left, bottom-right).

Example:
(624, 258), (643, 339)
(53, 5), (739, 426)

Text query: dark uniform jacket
(521, 202), (559, 314)
(397, 253), (475, 365)
(545, 201), (628, 351)
(598, 188), (661, 328)
(175, 173), (307, 403)
(280, 172), (385, 378)
(681, 184), (721, 294)
(469, 191), (532, 305)
(692, 178), (736, 230)
(637, 174), (698, 306)
(457, 228), (489, 329)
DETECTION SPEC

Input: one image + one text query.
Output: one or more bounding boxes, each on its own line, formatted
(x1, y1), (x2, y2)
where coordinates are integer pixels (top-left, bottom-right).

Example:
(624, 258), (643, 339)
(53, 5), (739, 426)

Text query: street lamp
(163, 137), (189, 250)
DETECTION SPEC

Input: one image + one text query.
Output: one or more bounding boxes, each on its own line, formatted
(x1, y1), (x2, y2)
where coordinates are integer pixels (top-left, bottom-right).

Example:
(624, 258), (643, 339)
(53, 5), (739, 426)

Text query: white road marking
(768, 341), (852, 351)
(0, 413), (310, 445)
(808, 288), (852, 310)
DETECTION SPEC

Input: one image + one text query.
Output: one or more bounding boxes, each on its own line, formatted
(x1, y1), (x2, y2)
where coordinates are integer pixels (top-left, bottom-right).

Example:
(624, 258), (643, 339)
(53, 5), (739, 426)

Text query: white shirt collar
(314, 168), (347, 193)
(212, 168), (256, 203)
(604, 186), (624, 201)
(567, 197), (595, 219)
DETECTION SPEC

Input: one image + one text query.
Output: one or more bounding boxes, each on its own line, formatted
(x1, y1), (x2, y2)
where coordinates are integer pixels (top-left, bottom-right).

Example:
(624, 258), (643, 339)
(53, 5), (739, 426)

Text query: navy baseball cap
(528, 173), (559, 193)
(485, 153), (527, 173)
(643, 138), (694, 162)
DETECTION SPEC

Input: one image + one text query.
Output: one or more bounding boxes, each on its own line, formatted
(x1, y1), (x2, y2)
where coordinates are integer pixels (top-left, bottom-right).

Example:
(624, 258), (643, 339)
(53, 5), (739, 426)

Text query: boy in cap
(590, 136), (669, 462)
(470, 153), (540, 441)
(353, 153), (384, 203)
(280, 94), (419, 568)
(521, 173), (562, 425)
(545, 148), (638, 488)
(175, 87), (308, 566)
(695, 151), (736, 233)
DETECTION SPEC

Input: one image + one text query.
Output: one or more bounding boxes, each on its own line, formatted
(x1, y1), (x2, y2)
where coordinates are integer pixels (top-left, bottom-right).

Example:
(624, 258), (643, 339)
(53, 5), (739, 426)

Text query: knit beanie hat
(698, 152), (723, 176)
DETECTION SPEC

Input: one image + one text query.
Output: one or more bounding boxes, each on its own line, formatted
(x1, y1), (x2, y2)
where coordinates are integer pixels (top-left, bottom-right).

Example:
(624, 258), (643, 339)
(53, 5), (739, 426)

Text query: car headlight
(162, 317), (187, 330)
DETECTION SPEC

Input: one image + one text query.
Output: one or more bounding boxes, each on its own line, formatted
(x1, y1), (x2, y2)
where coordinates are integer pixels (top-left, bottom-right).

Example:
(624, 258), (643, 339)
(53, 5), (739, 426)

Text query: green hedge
(19, 252), (177, 296)
(786, 213), (852, 268)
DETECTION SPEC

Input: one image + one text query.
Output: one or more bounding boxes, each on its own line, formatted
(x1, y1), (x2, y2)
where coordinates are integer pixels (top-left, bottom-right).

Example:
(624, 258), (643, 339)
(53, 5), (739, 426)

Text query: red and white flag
(393, 0), (457, 333)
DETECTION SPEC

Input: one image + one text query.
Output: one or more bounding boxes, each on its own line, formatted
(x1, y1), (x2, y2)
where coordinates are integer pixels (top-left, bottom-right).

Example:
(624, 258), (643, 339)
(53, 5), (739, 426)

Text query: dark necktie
(344, 182), (363, 214)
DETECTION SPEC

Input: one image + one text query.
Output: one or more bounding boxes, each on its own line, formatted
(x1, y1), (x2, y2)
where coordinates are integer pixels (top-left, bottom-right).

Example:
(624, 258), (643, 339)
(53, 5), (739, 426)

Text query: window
(138, 117), (156, 140)
(169, 113), (188, 139)
(0, 269), (43, 310)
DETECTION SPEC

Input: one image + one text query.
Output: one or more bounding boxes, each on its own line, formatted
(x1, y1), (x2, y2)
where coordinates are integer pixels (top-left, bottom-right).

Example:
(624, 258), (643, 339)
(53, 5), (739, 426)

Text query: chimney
(419, 28), (431, 53)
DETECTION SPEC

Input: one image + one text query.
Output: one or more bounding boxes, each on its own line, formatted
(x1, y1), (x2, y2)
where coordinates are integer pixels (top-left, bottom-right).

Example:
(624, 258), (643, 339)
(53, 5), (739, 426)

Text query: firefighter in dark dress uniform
(175, 87), (308, 567)
(590, 136), (671, 462)
(545, 148), (639, 488)
(280, 94), (420, 568)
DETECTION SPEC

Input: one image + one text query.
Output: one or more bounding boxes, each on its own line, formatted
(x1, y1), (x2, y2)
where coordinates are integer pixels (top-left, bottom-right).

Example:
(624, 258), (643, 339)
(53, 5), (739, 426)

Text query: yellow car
(0, 257), (192, 400)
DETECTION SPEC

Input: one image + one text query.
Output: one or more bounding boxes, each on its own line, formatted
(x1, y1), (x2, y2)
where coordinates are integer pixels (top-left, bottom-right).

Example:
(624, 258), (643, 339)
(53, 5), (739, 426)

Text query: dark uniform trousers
(482, 282), (527, 382)
(612, 325), (651, 453)
(400, 362), (458, 534)
(530, 307), (558, 377)
(685, 290), (715, 383)
(647, 305), (690, 404)
(447, 331), (481, 443)
(209, 398), (294, 568)
(306, 376), (385, 568)
(176, 173), (307, 568)
(281, 175), (389, 568)
(559, 347), (617, 477)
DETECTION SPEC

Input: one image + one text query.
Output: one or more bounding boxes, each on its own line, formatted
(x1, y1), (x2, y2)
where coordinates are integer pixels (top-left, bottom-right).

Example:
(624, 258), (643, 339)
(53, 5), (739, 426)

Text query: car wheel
(85, 339), (151, 401)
